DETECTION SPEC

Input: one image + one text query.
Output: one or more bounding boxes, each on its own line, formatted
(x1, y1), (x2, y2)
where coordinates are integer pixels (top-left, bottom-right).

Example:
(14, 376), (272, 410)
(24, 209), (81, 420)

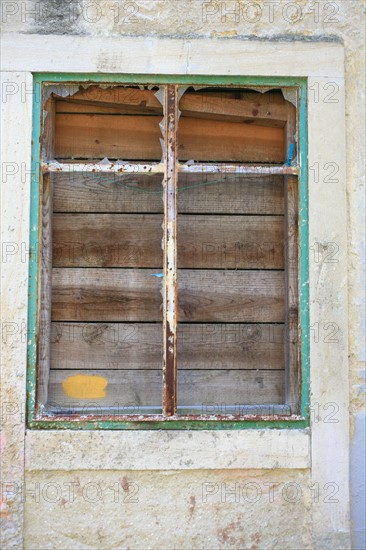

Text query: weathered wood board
(51, 268), (284, 322)
(53, 213), (284, 269)
(56, 87), (288, 127)
(48, 369), (285, 408)
(178, 270), (285, 322)
(50, 322), (285, 370)
(46, 86), (291, 414)
(51, 268), (163, 322)
(55, 114), (284, 162)
(52, 173), (284, 215)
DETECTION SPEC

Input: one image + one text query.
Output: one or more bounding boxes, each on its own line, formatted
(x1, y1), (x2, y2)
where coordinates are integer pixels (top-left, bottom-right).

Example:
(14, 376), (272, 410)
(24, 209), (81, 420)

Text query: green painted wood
(298, 82), (310, 421)
(28, 419), (308, 430)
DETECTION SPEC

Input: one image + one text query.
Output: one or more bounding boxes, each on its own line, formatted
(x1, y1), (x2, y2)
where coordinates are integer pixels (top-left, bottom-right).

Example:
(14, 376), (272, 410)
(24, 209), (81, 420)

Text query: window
(30, 76), (305, 427)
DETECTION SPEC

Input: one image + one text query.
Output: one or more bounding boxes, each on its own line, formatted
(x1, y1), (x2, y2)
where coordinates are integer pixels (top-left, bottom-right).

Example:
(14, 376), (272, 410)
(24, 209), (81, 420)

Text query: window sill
(25, 429), (310, 471)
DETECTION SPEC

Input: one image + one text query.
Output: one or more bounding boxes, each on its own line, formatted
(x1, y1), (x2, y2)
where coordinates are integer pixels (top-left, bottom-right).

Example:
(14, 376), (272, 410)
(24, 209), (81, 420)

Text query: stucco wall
(1, 1), (365, 549)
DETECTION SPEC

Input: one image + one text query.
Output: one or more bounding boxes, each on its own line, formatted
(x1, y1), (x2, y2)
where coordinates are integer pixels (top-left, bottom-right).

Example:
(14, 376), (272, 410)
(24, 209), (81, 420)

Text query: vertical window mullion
(162, 84), (178, 416)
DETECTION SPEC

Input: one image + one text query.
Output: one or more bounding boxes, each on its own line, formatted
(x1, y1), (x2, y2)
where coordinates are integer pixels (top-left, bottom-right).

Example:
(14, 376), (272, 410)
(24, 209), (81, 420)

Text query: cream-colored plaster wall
(1, 1), (365, 549)
(24, 470), (314, 549)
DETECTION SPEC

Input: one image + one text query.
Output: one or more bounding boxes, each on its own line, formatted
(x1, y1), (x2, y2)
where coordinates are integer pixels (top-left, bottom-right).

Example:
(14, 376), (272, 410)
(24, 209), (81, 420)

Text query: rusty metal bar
(41, 161), (298, 176)
(45, 404), (296, 418)
(41, 161), (165, 174)
(42, 411), (302, 422)
(178, 163), (299, 175)
(162, 85), (178, 416)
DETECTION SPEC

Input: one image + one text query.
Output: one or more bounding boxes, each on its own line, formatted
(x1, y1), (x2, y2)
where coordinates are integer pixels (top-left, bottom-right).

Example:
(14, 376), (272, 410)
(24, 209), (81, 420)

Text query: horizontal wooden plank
(56, 101), (157, 115)
(177, 369), (285, 406)
(51, 323), (163, 370)
(177, 215), (284, 269)
(180, 90), (288, 127)
(48, 369), (285, 408)
(57, 87), (288, 126)
(178, 117), (284, 162)
(51, 268), (163, 322)
(55, 114), (163, 161)
(48, 369), (162, 409)
(52, 172), (164, 213)
(53, 214), (163, 267)
(178, 270), (285, 322)
(52, 268), (284, 322)
(55, 114), (284, 162)
(52, 173), (284, 215)
(56, 87), (162, 114)
(50, 322), (285, 370)
(53, 214), (284, 269)
(178, 323), (285, 370)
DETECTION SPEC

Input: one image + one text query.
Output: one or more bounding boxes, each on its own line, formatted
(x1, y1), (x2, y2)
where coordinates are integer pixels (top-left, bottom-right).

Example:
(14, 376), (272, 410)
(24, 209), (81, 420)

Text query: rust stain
(62, 374), (108, 399)
(189, 495), (196, 519)
(40, 411), (301, 423)
(249, 532), (262, 550)
(217, 519), (241, 545)
(120, 476), (130, 493)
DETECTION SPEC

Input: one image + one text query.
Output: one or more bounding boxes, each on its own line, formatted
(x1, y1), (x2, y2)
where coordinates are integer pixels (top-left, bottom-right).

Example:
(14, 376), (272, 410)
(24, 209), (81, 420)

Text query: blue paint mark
(286, 143), (295, 166)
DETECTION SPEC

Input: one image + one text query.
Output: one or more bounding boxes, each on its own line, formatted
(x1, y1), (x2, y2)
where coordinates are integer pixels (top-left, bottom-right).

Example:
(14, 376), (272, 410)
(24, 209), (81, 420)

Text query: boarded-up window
(37, 83), (300, 420)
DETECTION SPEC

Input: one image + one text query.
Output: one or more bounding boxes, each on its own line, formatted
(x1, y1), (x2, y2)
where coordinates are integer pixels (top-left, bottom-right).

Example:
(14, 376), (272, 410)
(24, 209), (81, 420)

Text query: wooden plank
(177, 369), (285, 406)
(37, 174), (53, 406)
(51, 268), (163, 322)
(284, 175), (300, 409)
(177, 323), (285, 370)
(56, 100), (158, 116)
(283, 98), (300, 410)
(55, 114), (284, 162)
(178, 173), (284, 215)
(179, 117), (284, 162)
(55, 114), (163, 160)
(53, 214), (163, 267)
(51, 323), (163, 370)
(52, 172), (164, 213)
(57, 87), (288, 126)
(178, 270), (285, 322)
(177, 215), (284, 269)
(51, 268), (284, 323)
(50, 322), (284, 371)
(52, 173), (284, 215)
(56, 87), (162, 114)
(48, 369), (162, 409)
(180, 90), (288, 127)
(48, 369), (284, 408)
(53, 214), (284, 269)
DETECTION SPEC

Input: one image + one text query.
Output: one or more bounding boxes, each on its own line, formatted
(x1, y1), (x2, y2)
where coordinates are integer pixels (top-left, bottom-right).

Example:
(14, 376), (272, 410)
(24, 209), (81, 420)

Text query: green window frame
(27, 73), (309, 430)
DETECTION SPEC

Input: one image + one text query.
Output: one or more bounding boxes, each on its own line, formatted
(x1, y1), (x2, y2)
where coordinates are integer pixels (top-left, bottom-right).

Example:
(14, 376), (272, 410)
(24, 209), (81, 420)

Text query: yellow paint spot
(62, 374), (108, 399)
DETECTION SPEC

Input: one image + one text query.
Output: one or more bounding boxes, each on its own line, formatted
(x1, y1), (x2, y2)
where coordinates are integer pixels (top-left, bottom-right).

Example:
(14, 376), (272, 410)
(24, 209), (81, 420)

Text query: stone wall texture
(1, 1), (365, 549)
